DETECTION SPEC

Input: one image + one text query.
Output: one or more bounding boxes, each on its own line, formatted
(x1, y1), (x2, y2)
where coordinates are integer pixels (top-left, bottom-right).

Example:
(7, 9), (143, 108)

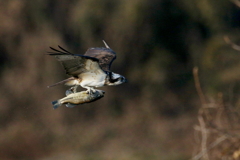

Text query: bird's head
(106, 72), (127, 86)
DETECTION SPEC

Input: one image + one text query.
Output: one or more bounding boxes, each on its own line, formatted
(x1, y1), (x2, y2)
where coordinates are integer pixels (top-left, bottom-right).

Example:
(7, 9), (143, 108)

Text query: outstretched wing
(84, 41), (116, 71)
(48, 46), (104, 77)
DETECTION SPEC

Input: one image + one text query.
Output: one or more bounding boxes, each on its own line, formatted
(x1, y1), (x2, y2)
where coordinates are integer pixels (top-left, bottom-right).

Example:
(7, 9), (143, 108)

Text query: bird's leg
(81, 83), (96, 94)
(85, 87), (96, 95)
(71, 85), (78, 93)
(65, 86), (78, 96)
(91, 88), (96, 93)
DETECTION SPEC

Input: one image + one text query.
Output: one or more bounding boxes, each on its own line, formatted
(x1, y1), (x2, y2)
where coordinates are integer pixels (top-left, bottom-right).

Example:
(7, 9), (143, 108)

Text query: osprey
(48, 40), (127, 93)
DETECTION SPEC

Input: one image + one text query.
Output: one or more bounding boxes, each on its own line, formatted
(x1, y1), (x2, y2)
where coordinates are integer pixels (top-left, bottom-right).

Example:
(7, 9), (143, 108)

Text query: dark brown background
(0, 0), (240, 159)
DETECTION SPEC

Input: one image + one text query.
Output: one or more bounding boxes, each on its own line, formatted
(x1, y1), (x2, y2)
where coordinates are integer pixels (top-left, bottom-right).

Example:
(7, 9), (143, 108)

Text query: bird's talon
(86, 90), (91, 95)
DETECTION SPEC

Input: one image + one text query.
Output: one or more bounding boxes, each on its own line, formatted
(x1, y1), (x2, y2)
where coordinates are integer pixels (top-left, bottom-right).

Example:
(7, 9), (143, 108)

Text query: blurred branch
(230, 0), (240, 7)
(193, 67), (209, 160)
(198, 115), (209, 160)
(192, 67), (240, 159)
(192, 135), (227, 160)
(224, 36), (240, 51)
(193, 67), (207, 105)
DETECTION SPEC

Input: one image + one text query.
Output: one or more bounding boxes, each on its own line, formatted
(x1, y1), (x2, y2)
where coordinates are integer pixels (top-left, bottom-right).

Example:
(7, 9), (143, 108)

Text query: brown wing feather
(84, 47), (116, 71)
(48, 46), (102, 77)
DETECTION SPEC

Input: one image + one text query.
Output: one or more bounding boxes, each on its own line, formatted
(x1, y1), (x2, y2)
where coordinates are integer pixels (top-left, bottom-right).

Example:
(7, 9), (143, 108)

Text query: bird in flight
(48, 40), (127, 93)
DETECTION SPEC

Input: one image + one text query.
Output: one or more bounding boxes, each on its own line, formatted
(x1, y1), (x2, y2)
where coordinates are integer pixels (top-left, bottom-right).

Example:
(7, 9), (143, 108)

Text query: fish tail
(52, 100), (62, 109)
(47, 77), (75, 88)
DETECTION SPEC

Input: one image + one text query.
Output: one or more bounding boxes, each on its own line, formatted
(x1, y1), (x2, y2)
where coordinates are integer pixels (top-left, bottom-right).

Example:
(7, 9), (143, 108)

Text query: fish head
(93, 89), (105, 98)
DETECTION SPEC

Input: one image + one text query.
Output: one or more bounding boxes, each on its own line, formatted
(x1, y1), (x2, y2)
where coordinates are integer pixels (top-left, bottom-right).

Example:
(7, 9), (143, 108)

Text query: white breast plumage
(48, 40), (126, 95)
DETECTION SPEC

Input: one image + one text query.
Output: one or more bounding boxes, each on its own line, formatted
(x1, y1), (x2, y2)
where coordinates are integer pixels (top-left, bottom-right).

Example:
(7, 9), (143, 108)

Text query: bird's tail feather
(52, 100), (62, 109)
(47, 77), (75, 88)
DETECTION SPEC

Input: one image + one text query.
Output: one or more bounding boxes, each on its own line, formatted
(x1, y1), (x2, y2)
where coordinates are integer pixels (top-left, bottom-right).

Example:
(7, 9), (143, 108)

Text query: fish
(51, 89), (105, 109)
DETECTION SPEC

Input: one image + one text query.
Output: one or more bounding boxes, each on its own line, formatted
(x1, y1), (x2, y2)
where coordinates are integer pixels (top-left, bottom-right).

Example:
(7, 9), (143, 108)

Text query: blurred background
(1, 0), (240, 159)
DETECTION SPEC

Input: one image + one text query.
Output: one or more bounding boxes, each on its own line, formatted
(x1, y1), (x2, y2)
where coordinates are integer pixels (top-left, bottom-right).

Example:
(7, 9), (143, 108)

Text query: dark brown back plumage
(84, 41), (116, 71)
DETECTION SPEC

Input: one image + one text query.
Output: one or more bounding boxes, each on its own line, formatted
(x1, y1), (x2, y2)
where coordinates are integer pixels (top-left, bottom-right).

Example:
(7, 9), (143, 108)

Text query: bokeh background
(1, 0), (240, 159)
